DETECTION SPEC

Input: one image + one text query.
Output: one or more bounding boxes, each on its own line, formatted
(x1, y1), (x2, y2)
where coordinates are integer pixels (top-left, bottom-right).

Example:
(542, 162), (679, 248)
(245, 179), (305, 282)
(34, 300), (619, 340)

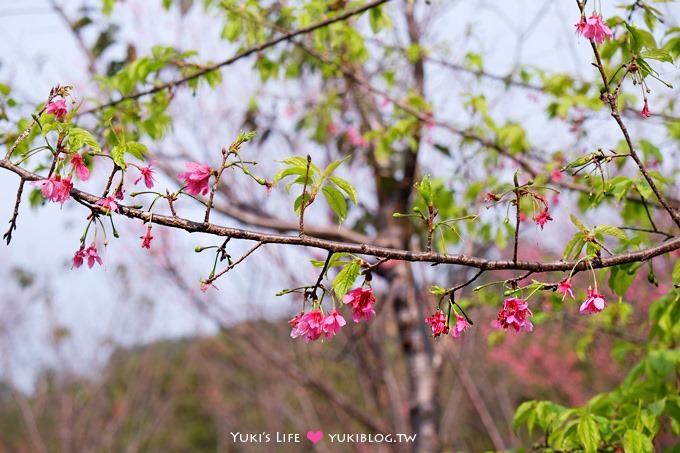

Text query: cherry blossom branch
(78, 0), (393, 116)
(2, 159), (678, 273)
(290, 40), (680, 212)
(577, 0), (680, 230)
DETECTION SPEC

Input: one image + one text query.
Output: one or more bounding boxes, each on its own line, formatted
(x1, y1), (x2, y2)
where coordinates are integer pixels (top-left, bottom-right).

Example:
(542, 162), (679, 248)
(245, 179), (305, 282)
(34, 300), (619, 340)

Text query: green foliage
(515, 290), (680, 451)
(273, 155), (357, 222)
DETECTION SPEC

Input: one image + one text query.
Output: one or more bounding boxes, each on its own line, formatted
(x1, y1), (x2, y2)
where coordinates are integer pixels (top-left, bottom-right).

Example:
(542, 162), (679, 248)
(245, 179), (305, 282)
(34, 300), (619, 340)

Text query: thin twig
(207, 242), (264, 283)
(78, 0), (393, 116)
(3, 179), (25, 244)
(513, 175), (521, 263)
(299, 155), (312, 236)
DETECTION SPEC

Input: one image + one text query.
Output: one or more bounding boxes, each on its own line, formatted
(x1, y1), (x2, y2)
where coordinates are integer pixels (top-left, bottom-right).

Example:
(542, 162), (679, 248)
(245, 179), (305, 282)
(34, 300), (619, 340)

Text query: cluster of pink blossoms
(290, 308), (347, 342)
(178, 162), (212, 196)
(424, 310), (471, 339)
(72, 244), (103, 269)
(289, 287), (376, 342)
(36, 175), (73, 204)
(495, 297), (534, 332)
(575, 12), (613, 44)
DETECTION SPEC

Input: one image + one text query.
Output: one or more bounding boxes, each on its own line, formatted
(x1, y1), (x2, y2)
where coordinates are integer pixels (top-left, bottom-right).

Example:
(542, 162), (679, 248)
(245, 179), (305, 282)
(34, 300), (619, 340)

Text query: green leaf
(577, 415), (600, 453)
(272, 166), (308, 185)
(513, 401), (537, 432)
(332, 260), (361, 299)
(429, 285), (447, 296)
(67, 127), (101, 152)
(570, 214), (588, 232)
(595, 224), (626, 240)
(126, 142), (148, 160)
(320, 157), (348, 182)
(640, 48), (674, 63)
(672, 260), (680, 285)
(623, 430), (653, 453)
(608, 262), (641, 297)
(111, 145), (126, 169)
(322, 185), (348, 222)
(329, 176), (358, 204)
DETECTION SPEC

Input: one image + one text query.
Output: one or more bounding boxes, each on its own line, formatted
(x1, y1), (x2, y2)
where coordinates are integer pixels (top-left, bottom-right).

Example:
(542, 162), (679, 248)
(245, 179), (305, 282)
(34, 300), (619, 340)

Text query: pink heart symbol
(306, 431), (323, 444)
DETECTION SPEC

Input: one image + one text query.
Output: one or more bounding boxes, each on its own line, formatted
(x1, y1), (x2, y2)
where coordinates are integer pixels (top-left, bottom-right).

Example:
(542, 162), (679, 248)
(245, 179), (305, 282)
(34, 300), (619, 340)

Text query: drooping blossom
(342, 287), (376, 323)
(557, 278), (574, 299)
(322, 309), (346, 340)
(641, 99), (651, 118)
(579, 287), (607, 314)
(70, 154), (90, 181)
(72, 247), (87, 268)
(85, 244), (103, 268)
(425, 310), (449, 337)
(495, 297), (534, 332)
(533, 208), (553, 230)
(178, 162), (212, 196)
(96, 196), (119, 214)
(290, 309), (324, 342)
(140, 225), (154, 249)
(451, 315), (471, 339)
(45, 99), (68, 120)
(36, 175), (72, 204)
(346, 127), (369, 149)
(326, 123), (338, 135)
(575, 12), (613, 44)
(134, 163), (155, 188)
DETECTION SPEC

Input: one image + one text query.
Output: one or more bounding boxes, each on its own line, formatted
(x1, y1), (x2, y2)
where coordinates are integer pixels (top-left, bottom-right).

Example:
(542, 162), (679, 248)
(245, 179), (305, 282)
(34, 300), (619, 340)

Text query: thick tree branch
(2, 158), (678, 273)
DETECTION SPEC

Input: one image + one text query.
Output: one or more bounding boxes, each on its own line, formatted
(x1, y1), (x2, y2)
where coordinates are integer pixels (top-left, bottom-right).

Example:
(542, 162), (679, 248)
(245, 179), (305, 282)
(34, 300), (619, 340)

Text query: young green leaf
(322, 185), (348, 222)
(332, 260), (361, 299)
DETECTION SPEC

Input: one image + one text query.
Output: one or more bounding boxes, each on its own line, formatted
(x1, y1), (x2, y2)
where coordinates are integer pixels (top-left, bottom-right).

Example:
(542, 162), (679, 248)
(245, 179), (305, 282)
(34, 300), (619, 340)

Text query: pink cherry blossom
(36, 175), (73, 204)
(72, 247), (87, 268)
(326, 123), (338, 135)
(451, 315), (470, 339)
(579, 287), (607, 314)
(96, 196), (119, 214)
(322, 309), (346, 339)
(70, 154), (90, 181)
(495, 297), (534, 332)
(641, 99), (651, 118)
(342, 287), (377, 323)
(178, 162), (212, 196)
(575, 12), (613, 44)
(557, 278), (574, 299)
(45, 99), (68, 120)
(140, 225), (154, 249)
(425, 310), (449, 337)
(290, 309), (325, 342)
(346, 127), (369, 149)
(533, 208), (553, 230)
(550, 168), (562, 182)
(134, 163), (155, 188)
(85, 244), (103, 268)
